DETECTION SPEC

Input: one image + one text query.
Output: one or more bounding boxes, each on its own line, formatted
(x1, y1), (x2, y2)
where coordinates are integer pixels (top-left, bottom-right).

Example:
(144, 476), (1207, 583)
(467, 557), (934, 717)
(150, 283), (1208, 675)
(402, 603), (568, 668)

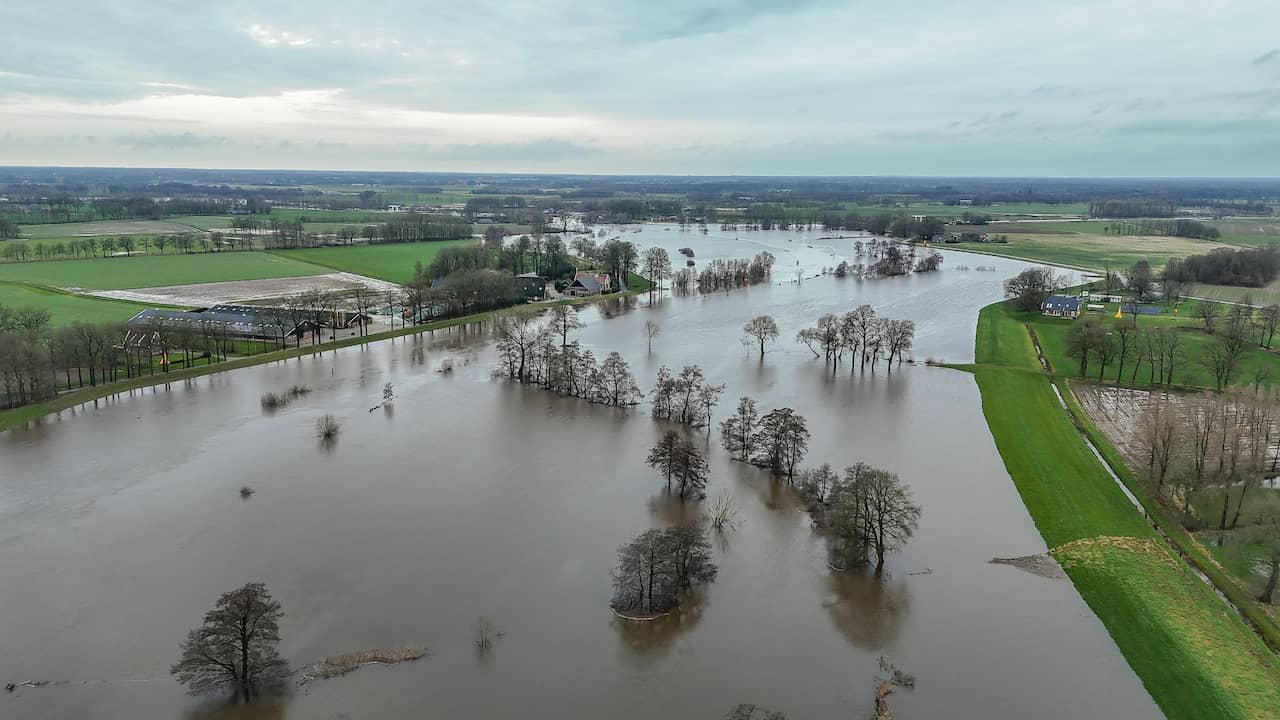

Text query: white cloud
(242, 24), (313, 47)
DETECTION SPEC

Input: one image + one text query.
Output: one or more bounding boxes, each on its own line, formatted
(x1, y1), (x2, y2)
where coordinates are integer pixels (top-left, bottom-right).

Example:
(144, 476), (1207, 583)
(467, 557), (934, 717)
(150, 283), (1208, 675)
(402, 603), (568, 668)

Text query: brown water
(0, 227), (1160, 719)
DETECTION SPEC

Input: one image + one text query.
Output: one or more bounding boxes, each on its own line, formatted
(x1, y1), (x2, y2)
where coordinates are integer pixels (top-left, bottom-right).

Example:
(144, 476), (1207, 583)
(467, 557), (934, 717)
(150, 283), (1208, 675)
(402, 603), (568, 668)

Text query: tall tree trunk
(1262, 562), (1280, 604)
(1230, 483), (1252, 529)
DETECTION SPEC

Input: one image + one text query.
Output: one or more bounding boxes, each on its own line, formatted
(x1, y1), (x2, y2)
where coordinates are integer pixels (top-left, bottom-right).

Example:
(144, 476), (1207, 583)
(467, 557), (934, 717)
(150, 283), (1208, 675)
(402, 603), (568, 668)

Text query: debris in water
(989, 554), (1066, 579)
(298, 646), (427, 684)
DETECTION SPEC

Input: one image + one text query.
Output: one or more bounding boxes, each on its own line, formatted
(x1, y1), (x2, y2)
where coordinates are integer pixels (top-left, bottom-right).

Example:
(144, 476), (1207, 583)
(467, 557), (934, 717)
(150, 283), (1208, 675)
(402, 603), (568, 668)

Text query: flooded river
(0, 226), (1160, 719)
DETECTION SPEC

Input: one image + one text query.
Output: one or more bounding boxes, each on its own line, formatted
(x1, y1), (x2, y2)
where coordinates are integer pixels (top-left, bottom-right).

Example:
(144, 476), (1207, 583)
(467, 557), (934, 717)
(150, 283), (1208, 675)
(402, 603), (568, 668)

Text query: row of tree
(719, 398), (811, 481)
(795, 306), (916, 371)
(1135, 390), (1280, 602)
(1168, 247), (1280, 288)
(493, 309), (643, 406)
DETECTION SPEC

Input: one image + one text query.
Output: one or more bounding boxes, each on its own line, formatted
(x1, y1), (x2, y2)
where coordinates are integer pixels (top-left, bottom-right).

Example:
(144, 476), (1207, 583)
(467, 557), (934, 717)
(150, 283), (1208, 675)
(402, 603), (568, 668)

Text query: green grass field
(269, 240), (475, 283)
(969, 300), (1280, 719)
(0, 252), (325, 290)
(16, 218), (207, 239)
(1187, 283), (1280, 306)
(0, 281), (163, 325)
(1017, 304), (1280, 390)
(1207, 219), (1280, 247)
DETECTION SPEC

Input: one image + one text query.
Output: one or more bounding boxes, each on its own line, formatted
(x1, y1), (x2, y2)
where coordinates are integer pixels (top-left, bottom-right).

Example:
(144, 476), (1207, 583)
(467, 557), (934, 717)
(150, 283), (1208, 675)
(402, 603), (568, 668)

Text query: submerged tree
(611, 525), (717, 614)
(825, 465), (921, 572)
(743, 315), (780, 358)
(646, 431), (709, 499)
(719, 396), (760, 462)
(171, 583), (290, 703)
(645, 319), (661, 350)
(752, 408), (810, 483)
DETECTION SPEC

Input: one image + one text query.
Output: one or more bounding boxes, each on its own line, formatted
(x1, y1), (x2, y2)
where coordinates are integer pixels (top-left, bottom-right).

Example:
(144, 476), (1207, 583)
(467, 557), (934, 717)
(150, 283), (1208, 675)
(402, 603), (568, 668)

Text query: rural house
(1041, 295), (1081, 318)
(565, 271), (612, 297)
(516, 272), (547, 300)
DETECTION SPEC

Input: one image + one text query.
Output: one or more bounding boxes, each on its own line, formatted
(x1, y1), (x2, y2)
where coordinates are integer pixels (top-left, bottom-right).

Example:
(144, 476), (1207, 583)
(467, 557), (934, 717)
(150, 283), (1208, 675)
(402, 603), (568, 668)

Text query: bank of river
(0, 225), (1157, 719)
(969, 300), (1280, 719)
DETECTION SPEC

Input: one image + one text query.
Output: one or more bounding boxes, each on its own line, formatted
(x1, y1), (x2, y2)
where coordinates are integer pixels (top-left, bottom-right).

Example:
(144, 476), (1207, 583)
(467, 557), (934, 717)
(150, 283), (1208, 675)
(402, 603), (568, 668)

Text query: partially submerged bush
(316, 414), (340, 439)
(261, 385), (312, 411)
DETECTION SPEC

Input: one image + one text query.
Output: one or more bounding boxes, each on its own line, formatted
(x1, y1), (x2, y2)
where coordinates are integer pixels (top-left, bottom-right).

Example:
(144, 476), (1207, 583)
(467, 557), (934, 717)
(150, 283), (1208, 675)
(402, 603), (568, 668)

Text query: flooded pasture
(0, 226), (1159, 719)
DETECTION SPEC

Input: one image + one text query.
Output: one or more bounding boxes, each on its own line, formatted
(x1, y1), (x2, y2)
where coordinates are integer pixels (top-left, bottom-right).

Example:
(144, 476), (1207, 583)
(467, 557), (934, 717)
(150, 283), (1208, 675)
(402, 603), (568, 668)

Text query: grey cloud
(120, 132), (230, 149)
(426, 139), (601, 163)
(1253, 49), (1280, 65)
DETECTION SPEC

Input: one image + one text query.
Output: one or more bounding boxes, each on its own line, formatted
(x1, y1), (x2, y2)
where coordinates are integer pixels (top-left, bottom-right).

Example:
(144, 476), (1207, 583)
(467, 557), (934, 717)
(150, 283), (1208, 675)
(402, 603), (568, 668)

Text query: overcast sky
(2, 1), (1279, 176)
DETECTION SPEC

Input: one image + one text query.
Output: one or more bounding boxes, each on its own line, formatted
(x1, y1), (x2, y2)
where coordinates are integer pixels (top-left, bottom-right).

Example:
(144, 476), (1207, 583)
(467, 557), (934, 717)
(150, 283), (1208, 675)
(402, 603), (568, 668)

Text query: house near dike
(1041, 295), (1081, 319)
(564, 271), (612, 297)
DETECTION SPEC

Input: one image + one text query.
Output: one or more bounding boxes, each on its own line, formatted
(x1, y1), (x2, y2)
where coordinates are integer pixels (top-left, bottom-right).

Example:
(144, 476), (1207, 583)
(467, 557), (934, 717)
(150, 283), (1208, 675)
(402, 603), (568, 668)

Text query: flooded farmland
(0, 225), (1160, 719)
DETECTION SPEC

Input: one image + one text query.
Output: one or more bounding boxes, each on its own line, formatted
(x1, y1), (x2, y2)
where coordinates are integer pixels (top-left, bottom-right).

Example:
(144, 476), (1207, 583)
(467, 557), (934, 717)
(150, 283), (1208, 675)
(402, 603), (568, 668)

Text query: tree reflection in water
(183, 698), (286, 720)
(646, 490), (704, 526)
(821, 569), (910, 650)
(612, 589), (708, 668)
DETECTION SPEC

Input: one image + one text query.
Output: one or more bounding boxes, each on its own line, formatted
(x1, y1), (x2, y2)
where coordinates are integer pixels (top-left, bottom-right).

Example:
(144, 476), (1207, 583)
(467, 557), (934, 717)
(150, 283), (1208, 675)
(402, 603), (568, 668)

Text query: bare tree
(640, 246), (672, 293)
(547, 304), (584, 347)
(743, 315), (779, 358)
(644, 319), (661, 350)
(171, 583), (289, 703)
(646, 431), (708, 499)
(1200, 336), (1244, 391)
(1195, 302), (1220, 333)
(719, 396), (760, 462)
(753, 408), (809, 483)
(1228, 519), (1280, 603)
(611, 525), (717, 614)
(1137, 394), (1183, 489)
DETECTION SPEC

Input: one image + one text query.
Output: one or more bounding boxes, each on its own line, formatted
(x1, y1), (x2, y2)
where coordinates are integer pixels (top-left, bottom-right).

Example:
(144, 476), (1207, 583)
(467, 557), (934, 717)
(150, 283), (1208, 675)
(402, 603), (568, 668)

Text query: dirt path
(85, 272), (402, 307)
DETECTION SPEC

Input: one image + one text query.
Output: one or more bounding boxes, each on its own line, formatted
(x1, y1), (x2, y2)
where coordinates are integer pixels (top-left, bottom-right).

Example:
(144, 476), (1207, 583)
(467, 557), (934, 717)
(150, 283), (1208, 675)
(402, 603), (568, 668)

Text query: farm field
(164, 215), (235, 230)
(0, 281), (164, 325)
(944, 227), (1228, 270)
(1207, 219), (1280, 247)
(16, 218), (210, 239)
(0, 252), (325, 290)
(270, 239), (475, 284)
(1187, 282), (1280, 306)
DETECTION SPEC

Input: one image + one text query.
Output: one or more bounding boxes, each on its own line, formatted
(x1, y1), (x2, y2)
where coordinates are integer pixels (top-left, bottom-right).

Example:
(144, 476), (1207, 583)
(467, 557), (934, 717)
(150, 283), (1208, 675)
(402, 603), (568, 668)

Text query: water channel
(0, 225), (1161, 719)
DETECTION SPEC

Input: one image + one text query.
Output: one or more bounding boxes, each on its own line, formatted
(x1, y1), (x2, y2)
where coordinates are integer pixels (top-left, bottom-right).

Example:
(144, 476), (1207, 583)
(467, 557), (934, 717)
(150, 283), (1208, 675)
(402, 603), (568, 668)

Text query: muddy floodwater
(0, 225), (1160, 719)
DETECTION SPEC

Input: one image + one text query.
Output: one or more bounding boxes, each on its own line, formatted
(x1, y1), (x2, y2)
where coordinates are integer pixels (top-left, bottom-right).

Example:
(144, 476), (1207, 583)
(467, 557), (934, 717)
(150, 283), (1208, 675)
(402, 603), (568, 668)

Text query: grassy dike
(0, 278), (651, 433)
(967, 300), (1280, 720)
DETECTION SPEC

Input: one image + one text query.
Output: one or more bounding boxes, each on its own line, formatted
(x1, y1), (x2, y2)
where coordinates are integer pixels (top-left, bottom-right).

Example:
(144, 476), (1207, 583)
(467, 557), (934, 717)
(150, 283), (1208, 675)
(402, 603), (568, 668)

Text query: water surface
(0, 226), (1155, 719)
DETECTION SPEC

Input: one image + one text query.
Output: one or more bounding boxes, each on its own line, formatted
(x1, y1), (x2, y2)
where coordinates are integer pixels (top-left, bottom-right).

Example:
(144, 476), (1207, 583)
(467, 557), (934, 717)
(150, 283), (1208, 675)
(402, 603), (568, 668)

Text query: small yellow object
(1114, 306), (1123, 319)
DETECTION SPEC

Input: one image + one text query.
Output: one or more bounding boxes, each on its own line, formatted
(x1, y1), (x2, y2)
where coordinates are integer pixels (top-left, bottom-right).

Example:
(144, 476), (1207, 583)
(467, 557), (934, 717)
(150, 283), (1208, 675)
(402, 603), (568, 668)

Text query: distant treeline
(262, 214), (471, 249)
(1184, 199), (1273, 215)
(1089, 200), (1178, 218)
(0, 196), (259, 226)
(1166, 248), (1280, 288)
(1138, 219), (1220, 240)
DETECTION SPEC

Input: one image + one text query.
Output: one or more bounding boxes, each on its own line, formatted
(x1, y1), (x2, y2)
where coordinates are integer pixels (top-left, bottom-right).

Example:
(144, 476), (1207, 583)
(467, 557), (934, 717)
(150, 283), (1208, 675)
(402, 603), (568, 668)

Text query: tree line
(1066, 301), (1280, 391)
(0, 308), (251, 409)
(795, 305), (916, 371)
(1166, 247), (1280, 288)
(262, 213), (471, 249)
(493, 308), (642, 407)
(1, 233), (257, 263)
(718, 396), (920, 570)
(1089, 200), (1178, 218)
(1135, 390), (1280, 602)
